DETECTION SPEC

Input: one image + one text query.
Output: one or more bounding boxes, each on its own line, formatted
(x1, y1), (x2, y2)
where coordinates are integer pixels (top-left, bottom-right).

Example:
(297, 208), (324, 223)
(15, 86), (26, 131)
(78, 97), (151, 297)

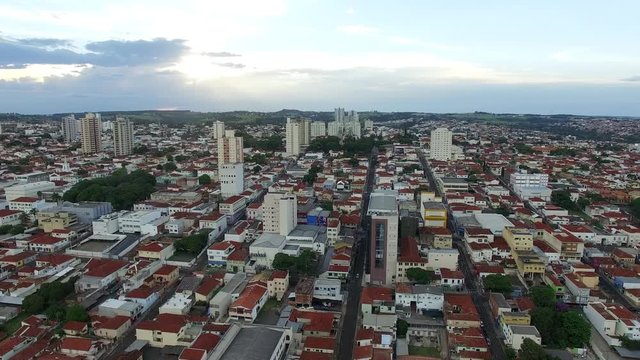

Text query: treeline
(306, 136), (384, 156)
(62, 169), (156, 210)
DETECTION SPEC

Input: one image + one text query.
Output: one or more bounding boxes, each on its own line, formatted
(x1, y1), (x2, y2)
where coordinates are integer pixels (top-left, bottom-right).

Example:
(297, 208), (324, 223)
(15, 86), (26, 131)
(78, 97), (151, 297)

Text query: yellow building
(421, 202), (447, 228)
(499, 312), (531, 326)
(503, 227), (533, 252)
(36, 211), (78, 233)
(514, 251), (545, 278)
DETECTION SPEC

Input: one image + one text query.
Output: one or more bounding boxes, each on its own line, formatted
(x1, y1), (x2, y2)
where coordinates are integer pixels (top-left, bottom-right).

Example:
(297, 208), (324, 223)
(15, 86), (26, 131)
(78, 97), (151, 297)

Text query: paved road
(337, 147), (378, 360)
(417, 149), (441, 197)
(454, 239), (507, 360)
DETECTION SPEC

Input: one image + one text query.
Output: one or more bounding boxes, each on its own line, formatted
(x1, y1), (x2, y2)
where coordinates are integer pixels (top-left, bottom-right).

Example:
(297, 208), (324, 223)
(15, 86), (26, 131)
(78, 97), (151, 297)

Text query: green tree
(396, 319), (409, 337)
(406, 268), (434, 285)
(630, 198), (640, 219)
(319, 200), (333, 211)
(519, 338), (553, 360)
(10, 225), (25, 235)
(65, 304), (90, 322)
(559, 311), (591, 348)
(551, 190), (577, 211)
(252, 165), (262, 174)
(22, 294), (45, 314)
(483, 274), (513, 294)
(505, 347), (517, 360)
(163, 162), (178, 172)
(45, 303), (67, 321)
(166, 154), (174, 162)
(531, 307), (555, 344)
(198, 174), (211, 185)
(531, 286), (556, 308)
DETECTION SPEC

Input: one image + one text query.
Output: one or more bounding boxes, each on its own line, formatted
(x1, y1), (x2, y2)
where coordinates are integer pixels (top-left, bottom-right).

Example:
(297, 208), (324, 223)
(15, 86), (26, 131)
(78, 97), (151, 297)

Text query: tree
(10, 225), (25, 235)
(505, 347), (517, 360)
(319, 200), (333, 211)
(396, 319), (409, 337)
(22, 294), (45, 314)
(530, 286), (556, 308)
(531, 307), (555, 344)
(519, 338), (552, 360)
(163, 162), (178, 172)
(166, 154), (174, 162)
(252, 165), (262, 174)
(198, 174), (211, 185)
(559, 311), (591, 348)
(483, 274), (513, 294)
(65, 304), (90, 322)
(406, 268), (434, 285)
(62, 170), (156, 210)
(45, 303), (67, 321)
(551, 190), (577, 211)
(631, 198), (640, 219)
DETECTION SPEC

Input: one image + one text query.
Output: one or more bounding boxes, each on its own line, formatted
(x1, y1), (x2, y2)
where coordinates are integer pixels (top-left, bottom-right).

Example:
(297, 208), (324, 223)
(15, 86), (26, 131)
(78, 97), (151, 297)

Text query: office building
(328, 108), (361, 139)
(213, 120), (225, 139)
(113, 117), (134, 157)
(80, 113), (102, 154)
(510, 171), (552, 201)
(429, 127), (452, 161)
(367, 190), (399, 286)
(219, 163), (244, 198)
(310, 121), (326, 139)
(364, 119), (374, 132)
(217, 130), (244, 165)
(263, 191), (297, 236)
(62, 114), (79, 143)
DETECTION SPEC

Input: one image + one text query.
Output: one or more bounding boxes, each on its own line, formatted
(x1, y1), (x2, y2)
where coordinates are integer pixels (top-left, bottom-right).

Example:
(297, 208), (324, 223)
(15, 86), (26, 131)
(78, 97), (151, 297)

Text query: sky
(1, 0), (640, 115)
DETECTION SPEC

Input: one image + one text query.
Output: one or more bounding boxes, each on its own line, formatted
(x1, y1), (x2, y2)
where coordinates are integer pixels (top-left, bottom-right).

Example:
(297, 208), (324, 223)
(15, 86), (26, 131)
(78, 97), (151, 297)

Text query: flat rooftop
(219, 326), (285, 360)
(368, 194), (397, 213)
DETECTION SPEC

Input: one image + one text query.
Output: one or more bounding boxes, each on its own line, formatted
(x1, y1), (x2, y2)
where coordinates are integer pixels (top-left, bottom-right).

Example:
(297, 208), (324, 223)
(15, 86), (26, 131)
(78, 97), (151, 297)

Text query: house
(207, 241), (237, 267)
(361, 286), (395, 315)
(0, 210), (22, 226)
(219, 196), (246, 225)
(313, 278), (342, 303)
(504, 325), (541, 350)
(136, 313), (191, 347)
(62, 321), (88, 336)
(584, 302), (640, 346)
(27, 234), (70, 253)
(228, 281), (269, 323)
(137, 242), (175, 261)
(267, 270), (289, 301)
(153, 264), (179, 285)
(303, 336), (336, 354)
(60, 337), (99, 358)
(93, 315), (132, 340)
(120, 285), (159, 313)
(194, 277), (222, 303)
(440, 268), (465, 289)
(75, 259), (128, 292)
(199, 212), (228, 241)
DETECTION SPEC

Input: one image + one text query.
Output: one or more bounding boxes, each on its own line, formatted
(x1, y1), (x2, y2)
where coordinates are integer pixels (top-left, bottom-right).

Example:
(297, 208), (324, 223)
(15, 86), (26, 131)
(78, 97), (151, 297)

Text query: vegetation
(245, 153), (268, 165)
(408, 346), (439, 357)
(174, 231), (209, 255)
(518, 338), (558, 360)
(551, 190), (577, 211)
(17, 278), (82, 326)
(0, 224), (26, 235)
(549, 147), (578, 157)
(621, 336), (640, 350)
(514, 143), (536, 154)
(406, 268), (434, 285)
(631, 198), (640, 220)
(483, 274), (513, 294)
(319, 200), (333, 211)
(303, 164), (323, 185)
(306, 135), (384, 156)
(239, 132), (284, 152)
(163, 161), (178, 172)
(530, 286), (590, 348)
(505, 347), (517, 360)
(272, 250), (318, 280)
(62, 169), (156, 210)
(396, 319), (409, 337)
(198, 174), (211, 185)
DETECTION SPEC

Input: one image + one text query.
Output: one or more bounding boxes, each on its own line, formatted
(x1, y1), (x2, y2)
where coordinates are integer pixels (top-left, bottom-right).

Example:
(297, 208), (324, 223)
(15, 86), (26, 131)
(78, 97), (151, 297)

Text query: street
(337, 147), (377, 360)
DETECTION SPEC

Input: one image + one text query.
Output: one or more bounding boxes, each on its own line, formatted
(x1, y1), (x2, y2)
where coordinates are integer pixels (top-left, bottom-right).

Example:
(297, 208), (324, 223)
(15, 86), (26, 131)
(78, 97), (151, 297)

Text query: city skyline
(1, 1), (640, 115)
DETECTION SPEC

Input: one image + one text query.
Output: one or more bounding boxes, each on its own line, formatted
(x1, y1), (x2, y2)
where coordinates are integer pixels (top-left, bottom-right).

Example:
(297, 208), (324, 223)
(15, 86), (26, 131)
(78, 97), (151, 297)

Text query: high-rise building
(62, 115), (79, 143)
(364, 120), (374, 132)
(219, 163), (244, 198)
(285, 118), (310, 156)
(429, 127), (453, 161)
(310, 121), (326, 139)
(113, 117), (134, 157)
(263, 191), (297, 236)
(80, 113), (102, 154)
(367, 190), (399, 286)
(334, 108), (346, 122)
(217, 130), (244, 165)
(212, 121), (225, 139)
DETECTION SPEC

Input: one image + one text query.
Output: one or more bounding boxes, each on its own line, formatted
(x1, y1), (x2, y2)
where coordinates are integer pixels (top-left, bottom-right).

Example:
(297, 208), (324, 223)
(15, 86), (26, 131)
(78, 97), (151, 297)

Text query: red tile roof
(304, 336), (336, 351)
(60, 337), (93, 351)
(154, 264), (178, 276)
(230, 282), (267, 310)
(361, 286), (393, 305)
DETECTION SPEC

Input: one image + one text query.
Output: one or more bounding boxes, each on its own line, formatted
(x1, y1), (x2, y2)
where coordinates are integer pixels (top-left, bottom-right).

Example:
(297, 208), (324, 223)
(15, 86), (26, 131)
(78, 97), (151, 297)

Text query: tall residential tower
(80, 113), (102, 154)
(113, 117), (134, 156)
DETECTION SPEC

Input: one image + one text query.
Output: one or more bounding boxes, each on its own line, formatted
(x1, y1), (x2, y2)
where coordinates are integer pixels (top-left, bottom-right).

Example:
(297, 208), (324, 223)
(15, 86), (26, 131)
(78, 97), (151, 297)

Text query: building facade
(113, 117), (134, 156)
(80, 112), (102, 154)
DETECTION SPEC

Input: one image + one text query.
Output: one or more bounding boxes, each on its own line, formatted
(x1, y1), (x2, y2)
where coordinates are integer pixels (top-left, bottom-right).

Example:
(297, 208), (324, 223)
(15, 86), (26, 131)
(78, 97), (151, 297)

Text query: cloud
(202, 51), (241, 57)
(622, 76), (640, 82)
(345, 7), (355, 15)
(215, 62), (246, 69)
(16, 38), (71, 48)
(0, 37), (188, 68)
(0, 63), (27, 69)
(336, 24), (379, 35)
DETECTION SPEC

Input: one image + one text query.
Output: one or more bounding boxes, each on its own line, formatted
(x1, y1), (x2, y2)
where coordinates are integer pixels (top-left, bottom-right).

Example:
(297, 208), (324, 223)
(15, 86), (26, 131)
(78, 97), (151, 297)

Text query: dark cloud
(215, 62), (245, 69)
(622, 76), (640, 82)
(202, 51), (241, 57)
(0, 37), (188, 67)
(16, 38), (71, 48)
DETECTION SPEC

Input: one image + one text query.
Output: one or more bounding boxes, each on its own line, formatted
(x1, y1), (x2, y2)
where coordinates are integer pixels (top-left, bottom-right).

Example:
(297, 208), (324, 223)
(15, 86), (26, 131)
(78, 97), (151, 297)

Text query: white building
(263, 191), (297, 236)
(395, 284), (444, 312)
(9, 197), (53, 213)
(219, 163), (244, 198)
(430, 128), (452, 161)
(62, 114), (79, 143)
(80, 112), (102, 154)
(93, 212), (122, 234)
(4, 181), (56, 201)
(327, 121), (341, 137)
(159, 293), (193, 315)
(584, 302), (640, 346)
(113, 117), (134, 156)
(510, 171), (552, 201)
(427, 249), (459, 271)
(212, 120), (225, 139)
(504, 325), (542, 350)
(368, 190), (399, 286)
(285, 118), (309, 156)
(310, 121), (326, 139)
(313, 278), (342, 302)
(119, 210), (162, 233)
(364, 120), (374, 132)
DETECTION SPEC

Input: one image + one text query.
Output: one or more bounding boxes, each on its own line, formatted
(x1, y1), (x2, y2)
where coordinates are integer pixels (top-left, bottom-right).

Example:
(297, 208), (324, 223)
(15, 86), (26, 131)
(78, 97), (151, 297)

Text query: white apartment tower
(62, 115), (79, 143)
(310, 121), (327, 139)
(113, 117), (134, 157)
(367, 190), (399, 286)
(217, 130), (244, 165)
(219, 163), (244, 198)
(263, 191), (297, 236)
(429, 127), (453, 161)
(285, 118), (310, 156)
(212, 121), (225, 139)
(80, 113), (102, 154)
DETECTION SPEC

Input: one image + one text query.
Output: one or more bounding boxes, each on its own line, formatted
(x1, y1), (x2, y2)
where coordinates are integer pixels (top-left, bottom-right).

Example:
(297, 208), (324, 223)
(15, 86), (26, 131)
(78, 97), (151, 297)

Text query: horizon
(1, 1), (640, 115)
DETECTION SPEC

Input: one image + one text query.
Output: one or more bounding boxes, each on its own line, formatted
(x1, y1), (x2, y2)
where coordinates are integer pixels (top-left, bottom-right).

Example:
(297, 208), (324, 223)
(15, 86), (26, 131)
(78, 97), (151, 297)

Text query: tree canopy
(518, 338), (556, 360)
(483, 274), (513, 294)
(174, 231), (209, 254)
(198, 174), (211, 185)
(551, 190), (577, 211)
(62, 169), (156, 210)
(631, 198), (640, 219)
(406, 268), (434, 285)
(530, 286), (556, 308)
(272, 250), (318, 279)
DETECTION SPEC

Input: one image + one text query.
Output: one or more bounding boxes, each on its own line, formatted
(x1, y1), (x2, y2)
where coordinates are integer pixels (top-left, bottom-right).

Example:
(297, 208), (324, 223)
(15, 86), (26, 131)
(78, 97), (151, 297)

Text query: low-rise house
(152, 264), (179, 285)
(395, 283), (443, 313)
(584, 302), (640, 346)
(93, 315), (132, 340)
(228, 281), (269, 323)
(267, 270), (289, 301)
(137, 242), (175, 261)
(60, 337), (99, 358)
(136, 313), (192, 348)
